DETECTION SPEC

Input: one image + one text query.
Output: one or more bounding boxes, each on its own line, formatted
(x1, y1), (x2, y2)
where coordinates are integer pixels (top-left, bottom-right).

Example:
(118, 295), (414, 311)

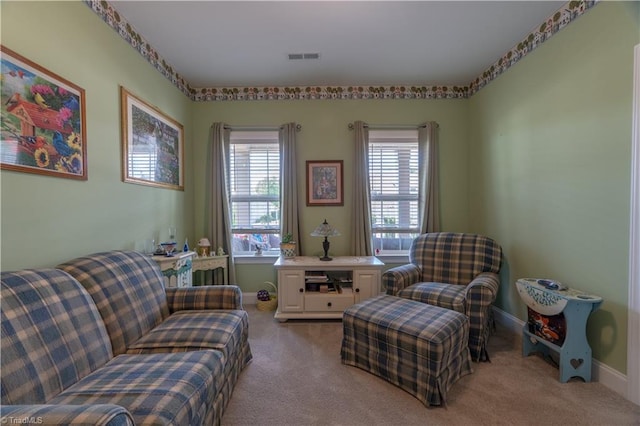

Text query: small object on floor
(256, 281), (277, 311)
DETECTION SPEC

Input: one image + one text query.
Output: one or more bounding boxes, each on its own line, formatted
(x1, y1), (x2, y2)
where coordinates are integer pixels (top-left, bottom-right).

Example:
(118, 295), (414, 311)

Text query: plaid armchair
(383, 232), (503, 361)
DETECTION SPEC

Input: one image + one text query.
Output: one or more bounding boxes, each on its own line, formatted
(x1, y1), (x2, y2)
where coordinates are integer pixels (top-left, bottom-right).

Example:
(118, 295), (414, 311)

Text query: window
(128, 137), (157, 181)
(229, 131), (281, 255)
(368, 130), (420, 253)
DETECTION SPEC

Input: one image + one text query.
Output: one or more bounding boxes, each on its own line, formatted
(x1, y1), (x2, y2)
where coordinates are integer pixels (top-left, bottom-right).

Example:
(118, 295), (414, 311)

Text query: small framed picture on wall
(306, 160), (343, 206)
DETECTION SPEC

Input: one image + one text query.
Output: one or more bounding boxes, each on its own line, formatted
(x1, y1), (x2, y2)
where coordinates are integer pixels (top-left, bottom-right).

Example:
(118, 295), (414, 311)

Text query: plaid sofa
(1, 251), (252, 425)
(383, 233), (502, 362)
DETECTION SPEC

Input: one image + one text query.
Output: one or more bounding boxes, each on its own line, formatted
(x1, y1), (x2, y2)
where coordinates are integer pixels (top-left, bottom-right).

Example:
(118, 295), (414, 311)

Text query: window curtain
(207, 122), (236, 283)
(418, 122), (441, 233)
(279, 123), (301, 253)
(351, 121), (373, 256)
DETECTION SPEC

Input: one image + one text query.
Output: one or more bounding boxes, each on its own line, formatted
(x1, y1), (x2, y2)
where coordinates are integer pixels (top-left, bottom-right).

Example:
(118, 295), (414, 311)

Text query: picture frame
(120, 86), (184, 191)
(1, 45), (87, 180)
(306, 160), (343, 206)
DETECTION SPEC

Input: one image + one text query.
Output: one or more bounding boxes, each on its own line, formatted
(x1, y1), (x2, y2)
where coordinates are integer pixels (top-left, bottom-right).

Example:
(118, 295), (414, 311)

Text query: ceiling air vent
(288, 53), (320, 60)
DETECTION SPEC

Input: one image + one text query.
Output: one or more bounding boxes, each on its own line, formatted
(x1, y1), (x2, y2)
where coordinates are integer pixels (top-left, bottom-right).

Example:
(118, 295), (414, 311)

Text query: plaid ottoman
(341, 295), (473, 407)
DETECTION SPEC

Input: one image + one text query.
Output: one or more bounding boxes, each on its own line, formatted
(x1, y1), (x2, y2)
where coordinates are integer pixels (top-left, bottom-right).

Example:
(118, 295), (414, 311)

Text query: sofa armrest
(464, 272), (500, 361)
(166, 285), (243, 312)
(1, 404), (134, 426)
(383, 264), (421, 295)
(464, 272), (500, 307)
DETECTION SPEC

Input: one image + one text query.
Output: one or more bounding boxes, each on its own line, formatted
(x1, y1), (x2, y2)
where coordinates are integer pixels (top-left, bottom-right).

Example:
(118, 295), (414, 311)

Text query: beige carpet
(222, 305), (640, 426)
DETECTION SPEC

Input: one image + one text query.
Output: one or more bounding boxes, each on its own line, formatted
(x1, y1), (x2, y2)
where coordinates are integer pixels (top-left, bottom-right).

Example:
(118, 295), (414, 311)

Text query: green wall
(468, 2), (640, 373)
(190, 99), (470, 255)
(1, 1), (638, 376)
(1, 1), (194, 270)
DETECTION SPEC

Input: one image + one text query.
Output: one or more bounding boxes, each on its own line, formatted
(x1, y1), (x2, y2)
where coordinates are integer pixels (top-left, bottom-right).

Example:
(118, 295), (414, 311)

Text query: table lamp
(197, 237), (211, 257)
(310, 219), (340, 261)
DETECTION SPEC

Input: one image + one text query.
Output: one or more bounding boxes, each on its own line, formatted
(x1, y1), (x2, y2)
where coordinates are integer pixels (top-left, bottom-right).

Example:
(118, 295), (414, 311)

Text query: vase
(280, 242), (296, 258)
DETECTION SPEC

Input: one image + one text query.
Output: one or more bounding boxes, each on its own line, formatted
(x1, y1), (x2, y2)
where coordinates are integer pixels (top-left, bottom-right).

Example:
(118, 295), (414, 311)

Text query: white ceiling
(111, 1), (566, 89)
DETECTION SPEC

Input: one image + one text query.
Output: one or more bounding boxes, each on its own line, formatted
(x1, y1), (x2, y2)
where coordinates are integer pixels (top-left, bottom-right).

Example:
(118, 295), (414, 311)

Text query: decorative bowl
(160, 242), (177, 256)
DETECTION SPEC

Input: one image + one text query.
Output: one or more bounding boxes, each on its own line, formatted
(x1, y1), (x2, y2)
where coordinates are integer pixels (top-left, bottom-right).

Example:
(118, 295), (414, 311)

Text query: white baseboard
(245, 292), (258, 305)
(492, 306), (629, 400)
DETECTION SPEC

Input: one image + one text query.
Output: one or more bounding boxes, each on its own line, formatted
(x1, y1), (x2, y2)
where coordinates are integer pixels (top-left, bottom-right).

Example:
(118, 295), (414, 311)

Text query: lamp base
(320, 237), (332, 261)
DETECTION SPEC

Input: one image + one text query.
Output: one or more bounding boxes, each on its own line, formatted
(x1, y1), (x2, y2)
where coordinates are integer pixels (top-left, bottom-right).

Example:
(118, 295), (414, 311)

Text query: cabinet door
(278, 270), (305, 312)
(353, 270), (381, 303)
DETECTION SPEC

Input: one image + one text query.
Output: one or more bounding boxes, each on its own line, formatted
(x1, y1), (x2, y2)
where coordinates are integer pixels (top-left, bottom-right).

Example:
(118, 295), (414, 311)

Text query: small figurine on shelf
(217, 247), (225, 256)
(183, 238), (189, 252)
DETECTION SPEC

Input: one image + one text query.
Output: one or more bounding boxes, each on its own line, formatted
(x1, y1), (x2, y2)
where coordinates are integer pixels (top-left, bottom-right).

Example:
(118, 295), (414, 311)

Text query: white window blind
(128, 135), (158, 180)
(368, 129), (420, 252)
(229, 130), (281, 253)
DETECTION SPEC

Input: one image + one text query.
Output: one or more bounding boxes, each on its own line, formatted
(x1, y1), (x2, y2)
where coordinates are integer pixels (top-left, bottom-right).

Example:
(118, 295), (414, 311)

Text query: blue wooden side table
(515, 278), (603, 383)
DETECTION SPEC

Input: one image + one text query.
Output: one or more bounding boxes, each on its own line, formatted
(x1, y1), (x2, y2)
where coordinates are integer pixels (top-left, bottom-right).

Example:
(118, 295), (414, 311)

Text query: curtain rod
(347, 122), (438, 130)
(223, 124), (302, 132)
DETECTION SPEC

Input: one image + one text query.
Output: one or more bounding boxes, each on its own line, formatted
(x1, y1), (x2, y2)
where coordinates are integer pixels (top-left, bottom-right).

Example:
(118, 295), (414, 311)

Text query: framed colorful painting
(0, 45), (87, 180)
(306, 160), (343, 206)
(120, 86), (184, 191)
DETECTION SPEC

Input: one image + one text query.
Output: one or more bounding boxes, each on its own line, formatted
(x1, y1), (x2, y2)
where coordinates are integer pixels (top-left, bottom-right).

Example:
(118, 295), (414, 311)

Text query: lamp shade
(310, 219), (340, 237)
(198, 238), (211, 247)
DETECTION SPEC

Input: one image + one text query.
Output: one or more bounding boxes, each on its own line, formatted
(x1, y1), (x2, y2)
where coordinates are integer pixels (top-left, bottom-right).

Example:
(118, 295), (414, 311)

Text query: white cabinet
(274, 256), (384, 321)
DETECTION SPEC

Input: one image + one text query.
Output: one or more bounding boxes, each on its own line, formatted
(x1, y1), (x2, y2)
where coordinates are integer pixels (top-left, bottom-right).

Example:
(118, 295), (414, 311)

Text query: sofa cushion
(58, 250), (170, 356)
(397, 282), (466, 313)
(1, 269), (113, 405)
(126, 310), (249, 376)
(50, 350), (223, 425)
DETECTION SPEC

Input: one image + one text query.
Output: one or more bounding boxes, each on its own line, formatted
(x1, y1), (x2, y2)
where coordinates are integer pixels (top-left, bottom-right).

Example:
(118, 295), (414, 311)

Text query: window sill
(234, 254), (280, 265)
(375, 253), (410, 264)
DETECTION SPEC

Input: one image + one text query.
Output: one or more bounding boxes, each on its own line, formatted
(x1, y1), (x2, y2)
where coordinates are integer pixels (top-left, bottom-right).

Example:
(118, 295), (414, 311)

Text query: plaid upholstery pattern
(166, 286), (243, 312)
(126, 310), (252, 384)
(397, 282), (466, 313)
(1, 269), (113, 405)
(382, 263), (420, 296)
(59, 250), (252, 423)
(410, 233), (502, 285)
(50, 351), (223, 425)
(341, 295), (473, 407)
(384, 233), (502, 362)
(0, 404), (134, 426)
(57, 251), (170, 356)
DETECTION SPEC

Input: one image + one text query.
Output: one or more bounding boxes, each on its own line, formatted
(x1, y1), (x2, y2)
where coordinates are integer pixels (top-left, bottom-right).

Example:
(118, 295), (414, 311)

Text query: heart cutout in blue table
(570, 358), (584, 369)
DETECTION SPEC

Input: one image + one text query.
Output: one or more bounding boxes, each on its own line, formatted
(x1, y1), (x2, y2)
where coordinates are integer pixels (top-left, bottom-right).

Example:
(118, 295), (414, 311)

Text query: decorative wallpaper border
(468, 0), (597, 96)
(84, 0), (598, 102)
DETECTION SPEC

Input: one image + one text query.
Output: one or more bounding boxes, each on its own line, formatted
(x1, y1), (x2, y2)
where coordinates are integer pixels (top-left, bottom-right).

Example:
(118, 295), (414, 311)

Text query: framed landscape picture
(121, 86), (184, 191)
(0, 45), (87, 180)
(306, 160), (343, 206)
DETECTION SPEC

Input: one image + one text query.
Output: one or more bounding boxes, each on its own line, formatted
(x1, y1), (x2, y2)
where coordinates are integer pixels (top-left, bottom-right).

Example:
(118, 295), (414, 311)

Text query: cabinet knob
(327, 302), (332, 307)
(299, 288), (304, 293)
(355, 288), (360, 293)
